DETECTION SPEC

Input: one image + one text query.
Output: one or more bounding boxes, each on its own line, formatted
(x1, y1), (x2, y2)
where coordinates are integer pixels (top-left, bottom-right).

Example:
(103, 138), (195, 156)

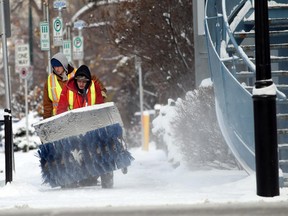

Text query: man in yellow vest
(42, 52), (107, 119)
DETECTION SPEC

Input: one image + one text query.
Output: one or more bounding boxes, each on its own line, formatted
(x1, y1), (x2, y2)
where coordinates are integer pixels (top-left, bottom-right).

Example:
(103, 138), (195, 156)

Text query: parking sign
(73, 36), (84, 60)
(63, 40), (72, 62)
(53, 17), (63, 46)
(40, 21), (50, 51)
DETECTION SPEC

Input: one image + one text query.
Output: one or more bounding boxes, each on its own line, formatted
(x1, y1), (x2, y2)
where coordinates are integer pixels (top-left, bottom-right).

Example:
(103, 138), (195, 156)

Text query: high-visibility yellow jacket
(47, 72), (75, 116)
(43, 69), (76, 119)
(43, 68), (106, 119)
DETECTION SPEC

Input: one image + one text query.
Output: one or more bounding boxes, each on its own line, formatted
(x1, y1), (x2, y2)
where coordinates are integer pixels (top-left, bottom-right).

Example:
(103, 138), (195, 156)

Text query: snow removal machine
(33, 102), (134, 188)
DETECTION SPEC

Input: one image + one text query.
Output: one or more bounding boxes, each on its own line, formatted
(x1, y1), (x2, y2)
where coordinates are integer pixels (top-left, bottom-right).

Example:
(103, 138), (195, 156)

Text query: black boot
(101, 172), (114, 188)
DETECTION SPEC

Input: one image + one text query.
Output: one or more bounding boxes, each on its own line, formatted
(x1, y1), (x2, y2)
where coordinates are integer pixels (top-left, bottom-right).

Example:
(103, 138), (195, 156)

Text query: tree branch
(30, 0), (42, 18)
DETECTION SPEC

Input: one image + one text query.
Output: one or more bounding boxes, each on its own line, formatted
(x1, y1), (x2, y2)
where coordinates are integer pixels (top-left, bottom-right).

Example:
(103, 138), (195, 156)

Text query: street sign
(63, 40), (72, 62)
(73, 36), (84, 60)
(15, 43), (30, 70)
(40, 21), (50, 51)
(53, 0), (67, 9)
(19, 67), (32, 79)
(73, 20), (86, 30)
(53, 17), (63, 46)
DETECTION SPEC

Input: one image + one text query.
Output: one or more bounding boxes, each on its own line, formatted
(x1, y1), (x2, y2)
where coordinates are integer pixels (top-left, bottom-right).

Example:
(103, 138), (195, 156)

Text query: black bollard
(253, 1), (279, 196)
(253, 92), (279, 196)
(4, 109), (13, 184)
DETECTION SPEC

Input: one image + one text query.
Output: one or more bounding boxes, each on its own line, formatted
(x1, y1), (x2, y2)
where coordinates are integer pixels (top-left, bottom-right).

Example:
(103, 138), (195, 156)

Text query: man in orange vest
(43, 53), (107, 119)
(57, 65), (113, 188)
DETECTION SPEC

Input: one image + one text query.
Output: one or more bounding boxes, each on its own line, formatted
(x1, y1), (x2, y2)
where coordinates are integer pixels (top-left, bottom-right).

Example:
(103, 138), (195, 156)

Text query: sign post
(73, 20), (86, 65)
(53, 0), (67, 48)
(42, 1), (51, 74)
(135, 55), (144, 150)
(24, 75), (29, 152)
(15, 42), (31, 152)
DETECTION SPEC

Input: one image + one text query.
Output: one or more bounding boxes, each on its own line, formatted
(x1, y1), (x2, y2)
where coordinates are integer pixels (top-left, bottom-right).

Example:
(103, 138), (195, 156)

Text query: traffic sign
(73, 20), (86, 30)
(73, 36), (84, 60)
(40, 21), (50, 51)
(19, 67), (32, 79)
(63, 40), (72, 62)
(53, 0), (67, 9)
(53, 17), (63, 46)
(15, 43), (30, 69)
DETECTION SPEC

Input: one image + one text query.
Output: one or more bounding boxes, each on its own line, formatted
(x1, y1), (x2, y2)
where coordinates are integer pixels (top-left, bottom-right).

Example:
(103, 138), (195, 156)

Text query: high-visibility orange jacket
(56, 77), (104, 115)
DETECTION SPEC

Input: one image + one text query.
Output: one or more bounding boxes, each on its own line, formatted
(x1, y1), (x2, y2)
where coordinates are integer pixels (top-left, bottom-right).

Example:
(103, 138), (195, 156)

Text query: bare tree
(76, 0), (194, 130)
(1, 0), (195, 136)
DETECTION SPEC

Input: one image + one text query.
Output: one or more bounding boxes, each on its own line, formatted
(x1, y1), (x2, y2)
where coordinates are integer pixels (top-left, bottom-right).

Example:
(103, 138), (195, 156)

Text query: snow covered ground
(1, 142), (288, 210)
(0, 104), (288, 210)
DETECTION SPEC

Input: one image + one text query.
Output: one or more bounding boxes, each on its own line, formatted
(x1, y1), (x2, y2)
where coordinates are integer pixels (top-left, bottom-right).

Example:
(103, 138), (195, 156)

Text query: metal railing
(205, 0), (255, 173)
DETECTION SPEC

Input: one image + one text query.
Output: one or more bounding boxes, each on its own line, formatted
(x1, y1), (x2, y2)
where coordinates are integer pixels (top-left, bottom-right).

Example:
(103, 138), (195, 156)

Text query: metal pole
(135, 55), (144, 149)
(78, 29), (84, 66)
(0, 0), (11, 110)
(66, 22), (71, 40)
(29, 0), (33, 64)
(45, 1), (51, 74)
(253, 0), (279, 197)
(58, 7), (63, 52)
(0, 0), (14, 183)
(25, 79), (29, 152)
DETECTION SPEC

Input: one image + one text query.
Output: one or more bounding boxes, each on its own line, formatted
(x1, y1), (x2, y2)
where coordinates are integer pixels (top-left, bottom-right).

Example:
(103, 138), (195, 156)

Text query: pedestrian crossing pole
(253, 0), (279, 197)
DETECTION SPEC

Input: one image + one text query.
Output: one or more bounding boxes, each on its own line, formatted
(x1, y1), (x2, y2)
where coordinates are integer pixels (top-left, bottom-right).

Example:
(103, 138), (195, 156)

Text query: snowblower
(33, 102), (134, 188)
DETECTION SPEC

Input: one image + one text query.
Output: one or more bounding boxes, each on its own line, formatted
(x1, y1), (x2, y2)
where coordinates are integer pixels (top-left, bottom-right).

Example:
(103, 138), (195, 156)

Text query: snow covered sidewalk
(0, 144), (288, 209)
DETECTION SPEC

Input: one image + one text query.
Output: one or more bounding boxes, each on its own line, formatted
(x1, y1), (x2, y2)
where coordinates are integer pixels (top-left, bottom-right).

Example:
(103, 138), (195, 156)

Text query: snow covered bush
(0, 111), (42, 152)
(152, 80), (239, 170)
(152, 99), (183, 167)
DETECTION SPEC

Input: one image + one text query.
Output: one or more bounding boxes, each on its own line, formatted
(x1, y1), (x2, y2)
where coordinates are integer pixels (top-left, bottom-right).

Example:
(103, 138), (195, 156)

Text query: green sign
(73, 36), (82, 48)
(73, 36), (84, 60)
(63, 40), (72, 62)
(40, 21), (50, 51)
(53, 17), (63, 46)
(54, 18), (62, 32)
